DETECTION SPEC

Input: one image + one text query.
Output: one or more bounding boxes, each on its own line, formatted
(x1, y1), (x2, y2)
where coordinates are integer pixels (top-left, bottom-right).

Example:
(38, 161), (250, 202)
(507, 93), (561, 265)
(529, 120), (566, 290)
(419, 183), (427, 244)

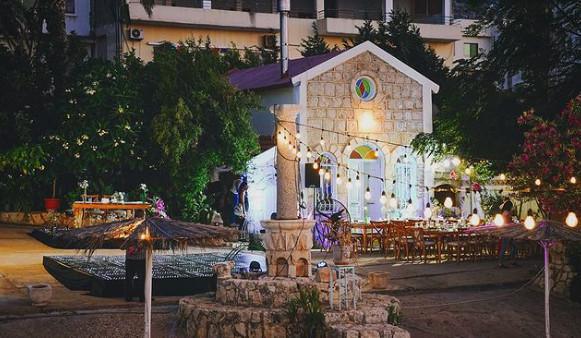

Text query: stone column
(272, 104), (300, 220)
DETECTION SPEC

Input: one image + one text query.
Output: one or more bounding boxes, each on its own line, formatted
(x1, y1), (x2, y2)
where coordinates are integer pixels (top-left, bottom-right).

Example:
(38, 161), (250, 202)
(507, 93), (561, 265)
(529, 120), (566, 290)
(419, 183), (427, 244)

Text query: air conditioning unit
(128, 28), (144, 41)
(263, 35), (277, 49)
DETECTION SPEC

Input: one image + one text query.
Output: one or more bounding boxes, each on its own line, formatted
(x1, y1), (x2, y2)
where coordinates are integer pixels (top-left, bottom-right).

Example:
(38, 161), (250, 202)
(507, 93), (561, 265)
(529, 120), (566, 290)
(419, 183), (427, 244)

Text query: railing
(153, 0), (203, 8)
(318, 9), (454, 25)
(410, 14), (454, 24)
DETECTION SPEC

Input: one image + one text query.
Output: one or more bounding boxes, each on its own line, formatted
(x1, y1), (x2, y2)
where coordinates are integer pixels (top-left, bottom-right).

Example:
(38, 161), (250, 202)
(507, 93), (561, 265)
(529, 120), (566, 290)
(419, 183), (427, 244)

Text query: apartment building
(93, 0), (491, 67)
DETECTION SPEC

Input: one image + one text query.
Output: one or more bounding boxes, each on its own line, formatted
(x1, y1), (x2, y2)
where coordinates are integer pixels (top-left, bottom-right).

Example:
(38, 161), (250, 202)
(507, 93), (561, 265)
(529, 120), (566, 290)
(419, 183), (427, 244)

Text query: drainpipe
(279, 0), (290, 77)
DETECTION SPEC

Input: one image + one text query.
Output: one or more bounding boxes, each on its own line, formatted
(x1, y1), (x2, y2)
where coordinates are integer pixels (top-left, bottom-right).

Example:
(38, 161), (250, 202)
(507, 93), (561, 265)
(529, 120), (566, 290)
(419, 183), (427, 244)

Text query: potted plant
(44, 178), (61, 211)
(325, 209), (352, 265)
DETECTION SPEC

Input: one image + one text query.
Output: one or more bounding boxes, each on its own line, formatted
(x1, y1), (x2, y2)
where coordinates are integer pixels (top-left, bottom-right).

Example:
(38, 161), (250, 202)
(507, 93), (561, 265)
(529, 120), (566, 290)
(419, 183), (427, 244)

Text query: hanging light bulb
(524, 215), (536, 230)
(565, 211), (578, 228)
(319, 168), (325, 176)
(534, 178), (541, 186)
(295, 132), (301, 139)
(345, 144), (351, 153)
(312, 161), (319, 170)
(320, 135), (325, 146)
(403, 154), (409, 163)
(389, 193), (398, 209)
(469, 208), (480, 226)
(570, 176), (577, 184)
(380, 191), (387, 205)
(494, 213), (504, 227)
(346, 177), (352, 189)
(452, 157), (461, 166)
(464, 167), (472, 175)
(423, 203), (432, 219)
(355, 173), (361, 187)
(306, 148), (312, 159)
(365, 187), (371, 201)
(291, 145), (296, 155)
(297, 150), (302, 158)
(324, 170), (331, 181)
(373, 148), (380, 158)
(499, 173), (506, 181)
(444, 197), (453, 209)
(336, 173), (342, 185)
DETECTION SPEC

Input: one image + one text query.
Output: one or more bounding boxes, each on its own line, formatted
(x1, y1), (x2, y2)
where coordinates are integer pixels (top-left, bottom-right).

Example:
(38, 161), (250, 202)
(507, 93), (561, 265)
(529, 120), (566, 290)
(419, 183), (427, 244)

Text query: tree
(299, 23), (331, 57)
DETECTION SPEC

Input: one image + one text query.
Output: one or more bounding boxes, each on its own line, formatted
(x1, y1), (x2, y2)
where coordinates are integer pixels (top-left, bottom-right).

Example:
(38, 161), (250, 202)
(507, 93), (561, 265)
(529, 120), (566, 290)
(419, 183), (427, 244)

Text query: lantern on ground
(494, 213), (504, 227)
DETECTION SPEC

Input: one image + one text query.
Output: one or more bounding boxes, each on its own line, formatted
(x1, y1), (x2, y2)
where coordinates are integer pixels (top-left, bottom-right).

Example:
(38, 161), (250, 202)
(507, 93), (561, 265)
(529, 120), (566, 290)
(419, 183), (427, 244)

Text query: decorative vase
(27, 284), (52, 306)
(332, 244), (352, 265)
(44, 198), (61, 212)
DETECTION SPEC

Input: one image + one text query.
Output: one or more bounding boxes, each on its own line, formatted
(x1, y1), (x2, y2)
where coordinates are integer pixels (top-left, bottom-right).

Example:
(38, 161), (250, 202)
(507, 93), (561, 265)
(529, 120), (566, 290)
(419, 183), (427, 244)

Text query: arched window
(319, 153), (337, 199)
(394, 152), (417, 211)
(347, 144), (384, 222)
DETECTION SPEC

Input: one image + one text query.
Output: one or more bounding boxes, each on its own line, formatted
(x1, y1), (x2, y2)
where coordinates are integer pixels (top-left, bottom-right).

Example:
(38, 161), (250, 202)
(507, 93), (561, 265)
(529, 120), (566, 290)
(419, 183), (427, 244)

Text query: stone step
(327, 323), (410, 338)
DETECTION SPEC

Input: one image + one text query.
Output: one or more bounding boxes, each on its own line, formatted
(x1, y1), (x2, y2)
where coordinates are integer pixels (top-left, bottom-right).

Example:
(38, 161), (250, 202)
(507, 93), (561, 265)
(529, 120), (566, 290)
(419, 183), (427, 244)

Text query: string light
(444, 197), (453, 209)
(524, 213), (536, 230)
(319, 168), (325, 176)
(312, 161), (319, 170)
(324, 170), (331, 181)
(373, 148), (380, 158)
(380, 191), (387, 205)
(306, 147), (312, 159)
(389, 193), (398, 209)
(423, 203), (432, 219)
(494, 213), (504, 227)
(469, 208), (480, 226)
(534, 178), (541, 186)
(365, 186), (371, 201)
(345, 144), (351, 154)
(566, 212), (578, 228)
(355, 173), (361, 187)
(570, 176), (577, 184)
(346, 177), (352, 189)
(336, 173), (342, 185)
(295, 132), (301, 139)
(320, 134), (325, 146)
(464, 167), (472, 175)
(499, 173), (506, 181)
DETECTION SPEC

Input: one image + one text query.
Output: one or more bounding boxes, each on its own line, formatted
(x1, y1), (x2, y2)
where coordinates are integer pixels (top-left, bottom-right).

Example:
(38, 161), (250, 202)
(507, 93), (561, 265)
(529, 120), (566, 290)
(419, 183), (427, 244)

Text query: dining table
(72, 201), (151, 227)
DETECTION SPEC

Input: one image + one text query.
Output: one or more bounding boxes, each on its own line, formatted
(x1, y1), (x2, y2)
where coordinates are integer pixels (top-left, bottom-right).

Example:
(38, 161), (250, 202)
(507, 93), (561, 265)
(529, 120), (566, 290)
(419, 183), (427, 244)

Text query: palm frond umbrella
(475, 220), (581, 338)
(56, 216), (239, 338)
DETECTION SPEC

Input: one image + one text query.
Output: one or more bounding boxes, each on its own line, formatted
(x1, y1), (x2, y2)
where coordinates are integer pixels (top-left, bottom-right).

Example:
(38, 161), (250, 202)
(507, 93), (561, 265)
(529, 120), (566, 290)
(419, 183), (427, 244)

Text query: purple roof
(229, 51), (342, 91)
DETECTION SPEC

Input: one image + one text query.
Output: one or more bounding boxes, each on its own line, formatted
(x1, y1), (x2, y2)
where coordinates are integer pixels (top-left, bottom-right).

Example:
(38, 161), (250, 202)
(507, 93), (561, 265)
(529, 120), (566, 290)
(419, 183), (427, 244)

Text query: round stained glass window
(354, 76), (377, 101)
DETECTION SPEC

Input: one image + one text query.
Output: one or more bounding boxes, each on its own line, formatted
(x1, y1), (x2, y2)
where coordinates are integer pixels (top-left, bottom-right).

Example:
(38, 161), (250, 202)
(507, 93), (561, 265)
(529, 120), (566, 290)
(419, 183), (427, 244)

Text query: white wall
(65, 0), (91, 37)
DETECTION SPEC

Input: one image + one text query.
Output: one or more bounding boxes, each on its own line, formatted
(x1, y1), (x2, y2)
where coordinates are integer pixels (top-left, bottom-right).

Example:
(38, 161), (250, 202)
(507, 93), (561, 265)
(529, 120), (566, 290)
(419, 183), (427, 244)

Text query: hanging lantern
(444, 197), (453, 209)
(494, 213), (504, 227)
(565, 212), (578, 228)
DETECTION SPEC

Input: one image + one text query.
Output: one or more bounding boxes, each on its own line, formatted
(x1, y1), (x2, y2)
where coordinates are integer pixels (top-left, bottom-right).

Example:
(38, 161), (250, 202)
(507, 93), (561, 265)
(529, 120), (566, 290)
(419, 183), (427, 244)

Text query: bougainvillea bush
(508, 95), (580, 219)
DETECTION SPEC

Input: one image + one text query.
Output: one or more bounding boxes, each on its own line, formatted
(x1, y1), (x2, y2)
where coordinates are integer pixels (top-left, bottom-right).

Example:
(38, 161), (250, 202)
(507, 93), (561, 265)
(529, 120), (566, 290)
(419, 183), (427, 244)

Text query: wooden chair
(393, 225), (413, 261)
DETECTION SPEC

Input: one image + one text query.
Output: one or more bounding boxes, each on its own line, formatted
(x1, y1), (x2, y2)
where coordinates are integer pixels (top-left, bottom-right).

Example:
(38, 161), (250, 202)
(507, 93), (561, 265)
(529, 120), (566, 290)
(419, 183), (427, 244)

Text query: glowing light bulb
(524, 216), (536, 230)
(319, 168), (325, 176)
(423, 203), (432, 219)
(336, 174), (342, 185)
(570, 176), (577, 184)
(534, 178), (541, 186)
(452, 157), (461, 166)
(465, 167), (472, 175)
(469, 213), (481, 226)
(295, 132), (300, 139)
(373, 148), (380, 158)
(324, 170), (331, 181)
(499, 173), (506, 181)
(380, 191), (387, 205)
(346, 178), (352, 189)
(355, 174), (361, 187)
(345, 145), (351, 153)
(566, 212), (578, 228)
(306, 148), (312, 159)
(297, 150), (302, 158)
(312, 162), (319, 170)
(494, 213), (504, 227)
(389, 195), (398, 209)
(365, 187), (371, 201)
(320, 136), (325, 146)
(442, 159), (451, 167)
(444, 197), (453, 209)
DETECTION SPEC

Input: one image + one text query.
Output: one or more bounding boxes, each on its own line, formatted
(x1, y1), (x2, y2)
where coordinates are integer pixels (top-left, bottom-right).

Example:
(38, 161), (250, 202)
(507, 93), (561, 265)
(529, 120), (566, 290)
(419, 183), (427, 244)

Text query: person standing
(125, 243), (146, 302)
(234, 181), (248, 231)
(498, 198), (517, 267)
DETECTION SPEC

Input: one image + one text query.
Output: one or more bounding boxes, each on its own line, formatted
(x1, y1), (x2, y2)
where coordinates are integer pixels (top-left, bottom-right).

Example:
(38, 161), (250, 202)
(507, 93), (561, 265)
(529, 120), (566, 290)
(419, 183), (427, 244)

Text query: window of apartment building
(463, 43), (478, 58)
(65, 0), (75, 14)
(414, 0), (443, 17)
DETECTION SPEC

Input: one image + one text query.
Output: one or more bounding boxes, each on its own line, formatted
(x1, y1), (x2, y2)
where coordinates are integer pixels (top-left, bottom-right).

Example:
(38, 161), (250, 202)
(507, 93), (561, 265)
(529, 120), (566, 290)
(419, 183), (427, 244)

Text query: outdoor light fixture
(365, 187), (371, 201)
(499, 173), (506, 181)
(355, 174), (361, 187)
(319, 168), (325, 176)
(452, 157), (461, 166)
(469, 209), (480, 226)
(347, 177), (352, 189)
(444, 197), (453, 209)
(295, 132), (300, 139)
(373, 148), (380, 158)
(312, 161), (319, 170)
(565, 212), (578, 228)
(535, 178), (541, 186)
(306, 148), (312, 159)
(423, 203), (432, 219)
(324, 170), (331, 181)
(380, 191), (387, 205)
(345, 144), (351, 153)
(320, 135), (325, 146)
(389, 193), (398, 209)
(570, 176), (577, 184)
(336, 173), (342, 185)
(524, 215), (536, 230)
(494, 213), (505, 227)
(358, 111), (375, 131)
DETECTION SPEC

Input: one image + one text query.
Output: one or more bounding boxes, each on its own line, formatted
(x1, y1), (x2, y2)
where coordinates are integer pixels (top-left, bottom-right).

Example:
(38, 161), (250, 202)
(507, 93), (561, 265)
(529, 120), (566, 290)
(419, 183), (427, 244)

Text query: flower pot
(332, 244), (352, 265)
(44, 198), (61, 212)
(27, 284), (52, 306)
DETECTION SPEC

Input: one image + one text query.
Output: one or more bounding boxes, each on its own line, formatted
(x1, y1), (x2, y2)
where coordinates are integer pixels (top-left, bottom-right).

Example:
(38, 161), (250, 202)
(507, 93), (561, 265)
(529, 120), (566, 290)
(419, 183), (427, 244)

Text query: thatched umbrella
(56, 216), (239, 338)
(475, 220), (581, 338)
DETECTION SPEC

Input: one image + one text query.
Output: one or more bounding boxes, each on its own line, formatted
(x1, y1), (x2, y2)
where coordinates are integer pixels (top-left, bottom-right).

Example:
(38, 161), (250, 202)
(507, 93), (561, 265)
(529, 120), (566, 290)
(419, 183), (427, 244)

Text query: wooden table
(72, 202), (150, 227)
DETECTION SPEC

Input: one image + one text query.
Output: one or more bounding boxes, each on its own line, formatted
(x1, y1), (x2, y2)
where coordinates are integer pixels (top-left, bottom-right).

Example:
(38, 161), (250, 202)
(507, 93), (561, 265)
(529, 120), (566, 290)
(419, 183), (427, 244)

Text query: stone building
(230, 41), (439, 225)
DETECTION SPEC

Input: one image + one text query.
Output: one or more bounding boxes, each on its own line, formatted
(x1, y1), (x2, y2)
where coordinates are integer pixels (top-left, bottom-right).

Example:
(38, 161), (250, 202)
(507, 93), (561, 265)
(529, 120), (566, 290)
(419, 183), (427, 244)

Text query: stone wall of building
(536, 243), (578, 297)
(304, 51), (427, 213)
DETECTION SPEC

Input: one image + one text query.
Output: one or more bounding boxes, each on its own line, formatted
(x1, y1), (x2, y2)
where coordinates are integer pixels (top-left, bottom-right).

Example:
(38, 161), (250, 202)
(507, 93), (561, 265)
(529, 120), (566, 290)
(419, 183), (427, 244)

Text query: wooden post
(144, 244), (153, 338)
